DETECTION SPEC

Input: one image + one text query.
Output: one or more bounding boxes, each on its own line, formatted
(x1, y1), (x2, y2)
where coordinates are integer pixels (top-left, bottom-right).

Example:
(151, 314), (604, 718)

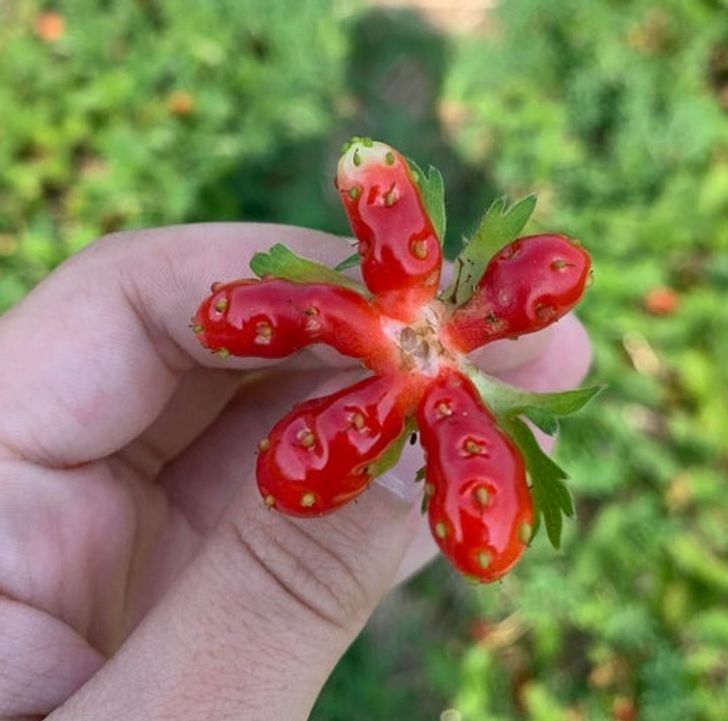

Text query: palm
(12, 364), (344, 657)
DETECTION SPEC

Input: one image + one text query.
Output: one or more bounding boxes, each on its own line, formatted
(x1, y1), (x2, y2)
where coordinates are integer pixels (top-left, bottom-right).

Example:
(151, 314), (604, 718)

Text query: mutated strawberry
(417, 370), (533, 582)
(257, 374), (416, 516)
(194, 278), (393, 367)
(444, 234), (592, 353)
(336, 138), (442, 320)
(193, 137), (595, 583)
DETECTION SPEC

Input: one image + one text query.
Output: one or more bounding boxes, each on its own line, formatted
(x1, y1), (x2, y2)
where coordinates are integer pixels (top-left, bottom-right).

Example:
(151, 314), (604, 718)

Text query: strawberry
(417, 369), (533, 582)
(192, 137), (594, 582)
(444, 234), (592, 353)
(257, 374), (416, 516)
(336, 138), (442, 320)
(194, 278), (392, 365)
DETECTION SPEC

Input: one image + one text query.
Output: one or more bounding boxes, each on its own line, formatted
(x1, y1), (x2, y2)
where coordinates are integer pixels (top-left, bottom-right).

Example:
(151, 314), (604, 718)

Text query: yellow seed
(216, 347), (230, 359)
(255, 321), (273, 345)
(297, 429), (316, 448)
(551, 258), (574, 272)
(474, 486), (490, 506)
(351, 412), (366, 430)
(353, 148), (362, 166)
(264, 494), (275, 508)
(304, 306), (319, 316)
(214, 297), (228, 312)
(385, 151), (395, 165)
(477, 551), (491, 569)
(300, 492), (316, 508)
(424, 482), (435, 498)
(256, 321), (273, 338)
(464, 438), (485, 455)
(535, 304), (557, 322)
(348, 185), (361, 200)
(412, 239), (428, 259)
(435, 401), (453, 418)
(191, 323), (203, 334)
(384, 187), (398, 207)
(258, 437), (270, 452)
(434, 521), (448, 539)
(519, 522), (533, 545)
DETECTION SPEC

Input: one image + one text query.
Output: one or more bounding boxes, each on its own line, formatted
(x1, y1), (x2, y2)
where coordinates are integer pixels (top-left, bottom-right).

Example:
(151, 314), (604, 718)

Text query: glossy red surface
(194, 278), (391, 366)
(445, 234), (591, 353)
(257, 374), (414, 516)
(336, 144), (442, 313)
(191, 140), (595, 584)
(417, 369), (533, 582)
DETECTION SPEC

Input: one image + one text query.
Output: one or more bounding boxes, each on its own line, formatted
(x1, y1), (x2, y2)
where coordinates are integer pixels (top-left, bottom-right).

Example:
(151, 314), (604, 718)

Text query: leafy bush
(0, 0), (346, 308)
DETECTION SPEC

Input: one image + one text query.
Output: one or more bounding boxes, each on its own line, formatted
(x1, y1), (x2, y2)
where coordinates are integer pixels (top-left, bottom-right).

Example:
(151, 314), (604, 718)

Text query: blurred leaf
(250, 243), (367, 294)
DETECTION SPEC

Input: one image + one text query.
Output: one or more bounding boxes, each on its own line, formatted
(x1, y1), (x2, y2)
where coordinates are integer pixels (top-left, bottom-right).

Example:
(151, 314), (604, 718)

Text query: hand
(0, 224), (591, 721)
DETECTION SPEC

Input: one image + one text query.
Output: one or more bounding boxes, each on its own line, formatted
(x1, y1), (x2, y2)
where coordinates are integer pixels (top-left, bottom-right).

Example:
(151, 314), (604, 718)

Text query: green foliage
(406, 156), (447, 243)
(445, 194), (537, 305)
(0, 0), (346, 309)
(501, 416), (575, 548)
(250, 243), (366, 294)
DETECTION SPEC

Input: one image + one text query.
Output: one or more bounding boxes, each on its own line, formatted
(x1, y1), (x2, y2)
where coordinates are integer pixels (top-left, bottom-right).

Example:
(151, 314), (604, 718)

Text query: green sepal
(406, 156), (446, 245)
(444, 194), (537, 306)
(466, 366), (604, 436)
(500, 416), (575, 549)
(465, 366), (602, 548)
(334, 252), (361, 272)
(366, 418), (416, 480)
(250, 243), (367, 295)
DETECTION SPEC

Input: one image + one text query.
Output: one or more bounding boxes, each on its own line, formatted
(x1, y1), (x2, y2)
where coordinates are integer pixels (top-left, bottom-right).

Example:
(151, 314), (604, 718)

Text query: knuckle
(221, 514), (374, 634)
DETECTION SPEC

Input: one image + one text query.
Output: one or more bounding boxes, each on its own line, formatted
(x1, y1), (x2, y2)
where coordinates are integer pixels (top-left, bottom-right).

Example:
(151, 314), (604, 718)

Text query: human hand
(0, 224), (591, 721)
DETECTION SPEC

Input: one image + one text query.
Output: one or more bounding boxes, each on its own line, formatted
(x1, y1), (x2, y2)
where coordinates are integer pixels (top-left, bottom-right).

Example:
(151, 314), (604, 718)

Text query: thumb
(50, 379), (424, 721)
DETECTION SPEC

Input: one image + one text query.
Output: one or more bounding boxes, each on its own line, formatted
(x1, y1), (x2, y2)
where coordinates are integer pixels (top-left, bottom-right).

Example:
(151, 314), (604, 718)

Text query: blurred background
(1, 0), (727, 719)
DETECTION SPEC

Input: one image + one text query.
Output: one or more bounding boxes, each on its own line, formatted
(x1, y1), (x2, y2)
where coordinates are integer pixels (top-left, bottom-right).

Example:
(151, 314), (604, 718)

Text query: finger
(0, 224), (358, 468)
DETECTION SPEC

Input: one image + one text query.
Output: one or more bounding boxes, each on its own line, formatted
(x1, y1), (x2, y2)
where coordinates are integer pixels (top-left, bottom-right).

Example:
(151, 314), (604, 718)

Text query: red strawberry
(257, 374), (416, 516)
(193, 278), (393, 368)
(417, 369), (533, 581)
(336, 139), (442, 320)
(445, 234), (591, 353)
(644, 286), (679, 316)
(192, 137), (593, 582)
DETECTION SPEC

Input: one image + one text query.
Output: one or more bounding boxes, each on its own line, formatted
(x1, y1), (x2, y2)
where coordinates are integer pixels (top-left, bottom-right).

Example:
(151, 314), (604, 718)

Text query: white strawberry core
(380, 301), (457, 377)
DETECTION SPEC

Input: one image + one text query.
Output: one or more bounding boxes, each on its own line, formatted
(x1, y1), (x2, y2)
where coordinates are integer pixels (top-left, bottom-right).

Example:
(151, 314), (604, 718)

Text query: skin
(0, 223), (591, 721)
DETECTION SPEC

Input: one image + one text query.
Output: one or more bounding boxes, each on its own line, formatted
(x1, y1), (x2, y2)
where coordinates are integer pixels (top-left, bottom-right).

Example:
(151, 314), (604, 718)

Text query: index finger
(0, 223), (354, 467)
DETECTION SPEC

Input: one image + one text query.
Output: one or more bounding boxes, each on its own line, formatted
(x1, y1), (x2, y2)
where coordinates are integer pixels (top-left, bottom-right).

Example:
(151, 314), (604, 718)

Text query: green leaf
(525, 408), (560, 436)
(501, 416), (575, 549)
(466, 367), (604, 428)
(250, 243), (367, 295)
(367, 418), (416, 479)
(444, 194), (537, 305)
(334, 252), (360, 272)
(406, 157), (446, 244)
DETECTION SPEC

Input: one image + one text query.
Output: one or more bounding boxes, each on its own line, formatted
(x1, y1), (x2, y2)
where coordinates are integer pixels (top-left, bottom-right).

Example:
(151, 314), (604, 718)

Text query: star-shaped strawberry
(193, 138), (598, 582)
